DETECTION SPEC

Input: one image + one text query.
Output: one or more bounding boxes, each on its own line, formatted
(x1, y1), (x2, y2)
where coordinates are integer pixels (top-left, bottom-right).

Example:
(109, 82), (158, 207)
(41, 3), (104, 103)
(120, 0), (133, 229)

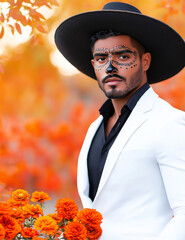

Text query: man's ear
(142, 52), (151, 71)
(91, 59), (95, 68)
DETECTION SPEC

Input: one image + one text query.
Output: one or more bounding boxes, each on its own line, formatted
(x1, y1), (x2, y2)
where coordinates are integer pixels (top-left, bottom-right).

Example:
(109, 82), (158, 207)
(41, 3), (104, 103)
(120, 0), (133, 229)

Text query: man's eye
(97, 57), (106, 62)
(119, 55), (129, 59)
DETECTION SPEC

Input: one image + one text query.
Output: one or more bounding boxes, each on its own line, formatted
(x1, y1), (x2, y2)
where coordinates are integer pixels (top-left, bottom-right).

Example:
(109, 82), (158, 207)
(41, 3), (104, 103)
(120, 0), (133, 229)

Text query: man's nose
(106, 61), (118, 73)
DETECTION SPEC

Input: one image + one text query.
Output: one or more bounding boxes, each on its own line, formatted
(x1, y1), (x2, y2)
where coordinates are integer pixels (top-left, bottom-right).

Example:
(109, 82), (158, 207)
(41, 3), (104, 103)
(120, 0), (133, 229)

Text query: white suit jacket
(77, 88), (185, 240)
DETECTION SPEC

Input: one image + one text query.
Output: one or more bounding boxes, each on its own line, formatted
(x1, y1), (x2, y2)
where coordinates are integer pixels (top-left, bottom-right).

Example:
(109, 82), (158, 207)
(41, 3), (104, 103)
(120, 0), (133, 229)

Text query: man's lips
(104, 77), (123, 83)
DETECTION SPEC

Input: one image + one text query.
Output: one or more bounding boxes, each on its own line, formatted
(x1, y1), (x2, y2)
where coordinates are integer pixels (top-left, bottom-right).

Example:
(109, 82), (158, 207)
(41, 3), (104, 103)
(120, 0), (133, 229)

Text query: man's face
(91, 35), (149, 99)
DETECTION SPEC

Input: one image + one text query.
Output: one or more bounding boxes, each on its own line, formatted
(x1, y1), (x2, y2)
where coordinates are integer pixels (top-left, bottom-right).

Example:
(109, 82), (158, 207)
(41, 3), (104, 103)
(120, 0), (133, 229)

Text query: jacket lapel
(93, 88), (158, 203)
(77, 115), (103, 207)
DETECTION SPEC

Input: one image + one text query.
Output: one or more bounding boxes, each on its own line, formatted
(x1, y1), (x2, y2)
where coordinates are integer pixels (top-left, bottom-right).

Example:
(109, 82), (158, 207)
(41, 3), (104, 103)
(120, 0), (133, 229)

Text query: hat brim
(55, 10), (185, 83)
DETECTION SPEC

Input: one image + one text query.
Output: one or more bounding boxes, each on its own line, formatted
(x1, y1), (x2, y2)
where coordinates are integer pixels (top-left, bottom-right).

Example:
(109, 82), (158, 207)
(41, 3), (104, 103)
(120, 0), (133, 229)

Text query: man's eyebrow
(93, 53), (108, 57)
(112, 49), (134, 55)
(93, 49), (134, 58)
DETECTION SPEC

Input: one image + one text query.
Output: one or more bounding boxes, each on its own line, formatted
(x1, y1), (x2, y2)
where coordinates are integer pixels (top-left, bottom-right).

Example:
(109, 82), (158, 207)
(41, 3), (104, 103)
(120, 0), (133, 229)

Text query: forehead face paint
(93, 44), (137, 71)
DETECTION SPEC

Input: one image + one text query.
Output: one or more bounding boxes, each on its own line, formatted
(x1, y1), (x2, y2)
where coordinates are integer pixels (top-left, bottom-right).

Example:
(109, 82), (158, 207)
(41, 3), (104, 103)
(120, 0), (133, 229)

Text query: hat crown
(103, 2), (142, 14)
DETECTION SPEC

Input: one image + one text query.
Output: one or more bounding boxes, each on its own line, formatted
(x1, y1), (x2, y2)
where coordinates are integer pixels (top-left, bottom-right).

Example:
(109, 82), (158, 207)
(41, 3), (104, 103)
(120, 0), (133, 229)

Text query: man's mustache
(102, 74), (126, 83)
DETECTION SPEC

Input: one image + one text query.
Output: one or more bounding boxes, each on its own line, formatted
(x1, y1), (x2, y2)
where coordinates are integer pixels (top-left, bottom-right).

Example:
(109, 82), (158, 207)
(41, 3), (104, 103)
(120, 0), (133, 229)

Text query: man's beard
(98, 65), (143, 99)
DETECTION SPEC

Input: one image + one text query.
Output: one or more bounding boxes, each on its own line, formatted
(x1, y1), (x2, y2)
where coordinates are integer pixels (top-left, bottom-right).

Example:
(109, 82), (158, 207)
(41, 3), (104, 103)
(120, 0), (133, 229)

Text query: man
(55, 2), (185, 240)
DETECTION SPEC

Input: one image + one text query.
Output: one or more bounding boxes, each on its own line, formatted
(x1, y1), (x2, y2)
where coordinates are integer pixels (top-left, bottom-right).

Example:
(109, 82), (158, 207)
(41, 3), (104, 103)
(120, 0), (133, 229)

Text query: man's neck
(111, 89), (137, 120)
(111, 98), (127, 120)
(111, 81), (148, 119)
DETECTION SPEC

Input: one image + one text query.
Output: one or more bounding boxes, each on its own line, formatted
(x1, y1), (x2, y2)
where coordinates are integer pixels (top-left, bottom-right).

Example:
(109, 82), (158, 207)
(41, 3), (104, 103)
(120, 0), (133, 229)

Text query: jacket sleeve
(155, 110), (185, 240)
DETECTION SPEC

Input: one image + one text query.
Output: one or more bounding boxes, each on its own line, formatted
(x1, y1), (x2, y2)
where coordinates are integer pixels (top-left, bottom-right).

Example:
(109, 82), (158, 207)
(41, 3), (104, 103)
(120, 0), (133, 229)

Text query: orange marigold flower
(63, 221), (87, 240)
(0, 202), (11, 216)
(10, 208), (25, 224)
(75, 208), (103, 228)
(34, 216), (58, 235)
(47, 213), (63, 224)
(56, 198), (78, 220)
(0, 224), (5, 240)
(23, 204), (43, 219)
(31, 191), (51, 203)
(32, 237), (46, 240)
(0, 215), (22, 240)
(7, 198), (28, 208)
(7, 198), (23, 208)
(21, 227), (39, 238)
(86, 225), (102, 240)
(12, 189), (30, 205)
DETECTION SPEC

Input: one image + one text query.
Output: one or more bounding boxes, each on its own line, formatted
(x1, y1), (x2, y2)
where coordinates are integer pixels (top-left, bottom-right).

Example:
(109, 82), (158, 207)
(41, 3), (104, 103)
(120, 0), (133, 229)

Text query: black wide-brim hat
(55, 2), (185, 84)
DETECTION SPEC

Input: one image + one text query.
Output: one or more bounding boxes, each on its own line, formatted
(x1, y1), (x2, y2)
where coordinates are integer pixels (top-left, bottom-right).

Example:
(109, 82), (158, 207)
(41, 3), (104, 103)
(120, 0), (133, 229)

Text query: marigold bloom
(56, 198), (78, 220)
(86, 225), (102, 240)
(7, 198), (23, 208)
(32, 237), (46, 240)
(34, 216), (58, 235)
(0, 224), (5, 240)
(10, 208), (25, 224)
(12, 189), (30, 205)
(21, 227), (39, 238)
(63, 221), (87, 240)
(31, 191), (51, 203)
(75, 208), (103, 227)
(23, 204), (43, 219)
(0, 215), (22, 240)
(47, 213), (63, 224)
(0, 202), (11, 216)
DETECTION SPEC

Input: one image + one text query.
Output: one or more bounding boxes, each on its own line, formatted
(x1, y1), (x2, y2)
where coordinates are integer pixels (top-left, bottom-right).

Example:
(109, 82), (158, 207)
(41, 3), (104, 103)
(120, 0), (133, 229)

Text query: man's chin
(103, 89), (127, 99)
(105, 93), (127, 99)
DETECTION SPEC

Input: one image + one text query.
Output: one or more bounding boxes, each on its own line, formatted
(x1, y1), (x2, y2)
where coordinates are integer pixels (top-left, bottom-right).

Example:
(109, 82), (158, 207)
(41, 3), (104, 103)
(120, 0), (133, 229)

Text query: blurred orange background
(0, 0), (185, 206)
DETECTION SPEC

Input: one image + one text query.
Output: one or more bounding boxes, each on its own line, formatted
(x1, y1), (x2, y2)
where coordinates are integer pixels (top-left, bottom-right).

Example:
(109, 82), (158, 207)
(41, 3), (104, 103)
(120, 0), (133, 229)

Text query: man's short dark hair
(90, 29), (146, 58)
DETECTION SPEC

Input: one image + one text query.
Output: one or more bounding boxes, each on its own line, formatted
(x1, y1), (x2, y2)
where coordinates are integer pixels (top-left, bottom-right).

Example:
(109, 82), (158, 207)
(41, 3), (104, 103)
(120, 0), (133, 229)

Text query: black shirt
(87, 82), (150, 201)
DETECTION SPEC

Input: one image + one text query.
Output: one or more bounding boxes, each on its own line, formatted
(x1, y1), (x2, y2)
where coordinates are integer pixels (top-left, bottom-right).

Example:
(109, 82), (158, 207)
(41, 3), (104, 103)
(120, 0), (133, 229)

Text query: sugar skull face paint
(93, 44), (137, 72)
(91, 35), (148, 99)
